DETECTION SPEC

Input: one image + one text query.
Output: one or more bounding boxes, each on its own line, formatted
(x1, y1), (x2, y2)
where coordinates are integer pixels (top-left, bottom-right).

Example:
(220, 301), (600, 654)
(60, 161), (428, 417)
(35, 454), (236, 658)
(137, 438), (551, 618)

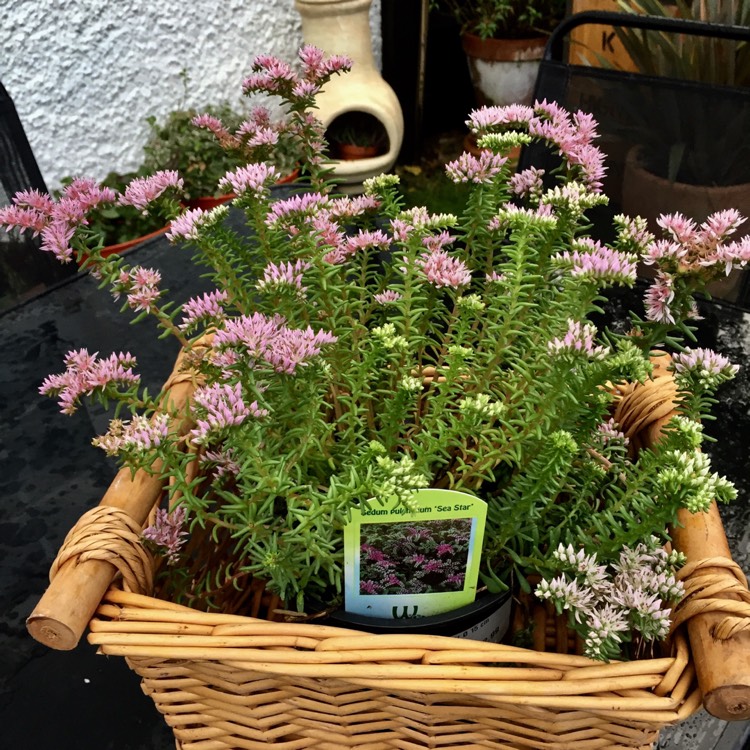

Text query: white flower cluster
(371, 323), (409, 352)
(541, 181), (608, 215)
(477, 131), (532, 152)
(459, 393), (505, 420)
(398, 376), (424, 393)
(655, 449), (737, 512)
(373, 454), (430, 511)
(456, 293), (486, 311)
(536, 541), (685, 660)
(363, 173), (400, 195)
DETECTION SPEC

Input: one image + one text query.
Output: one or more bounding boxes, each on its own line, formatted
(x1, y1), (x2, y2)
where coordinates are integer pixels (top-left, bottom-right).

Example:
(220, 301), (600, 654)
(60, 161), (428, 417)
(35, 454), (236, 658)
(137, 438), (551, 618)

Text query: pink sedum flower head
(416, 249), (471, 289)
(167, 207), (215, 243)
(598, 418), (629, 446)
(555, 238), (637, 286)
(180, 289), (229, 330)
(189, 382), (265, 446)
(445, 150), (508, 184)
(119, 171), (183, 213)
(257, 259), (311, 295)
(142, 506), (189, 564)
(644, 273), (676, 324)
(510, 166), (545, 198)
(93, 413), (170, 456)
(548, 319), (609, 360)
(467, 103), (534, 133)
(40, 349), (140, 414)
(213, 312), (337, 375)
(219, 162), (279, 197)
(0, 204), (50, 237)
(374, 290), (403, 305)
(266, 192), (329, 229)
(671, 348), (740, 386)
(422, 231), (455, 254)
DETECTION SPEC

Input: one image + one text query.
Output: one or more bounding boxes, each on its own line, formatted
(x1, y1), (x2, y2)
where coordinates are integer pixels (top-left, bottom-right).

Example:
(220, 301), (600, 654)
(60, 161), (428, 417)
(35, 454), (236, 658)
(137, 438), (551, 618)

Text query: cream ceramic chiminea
(295, 0), (404, 183)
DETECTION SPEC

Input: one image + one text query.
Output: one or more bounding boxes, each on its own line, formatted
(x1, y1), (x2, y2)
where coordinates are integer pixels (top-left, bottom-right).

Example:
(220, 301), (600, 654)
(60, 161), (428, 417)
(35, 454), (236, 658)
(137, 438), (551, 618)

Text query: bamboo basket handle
(27, 338), (210, 650)
(614, 358), (750, 721)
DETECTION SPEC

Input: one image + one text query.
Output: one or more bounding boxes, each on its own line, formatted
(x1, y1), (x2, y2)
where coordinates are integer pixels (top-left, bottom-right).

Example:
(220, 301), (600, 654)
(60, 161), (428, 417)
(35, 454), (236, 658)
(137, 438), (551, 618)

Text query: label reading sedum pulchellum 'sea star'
(343, 489), (487, 619)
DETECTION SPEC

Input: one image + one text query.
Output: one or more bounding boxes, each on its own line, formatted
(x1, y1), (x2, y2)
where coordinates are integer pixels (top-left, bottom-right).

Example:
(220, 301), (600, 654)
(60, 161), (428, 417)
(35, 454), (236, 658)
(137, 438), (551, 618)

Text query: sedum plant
(1, 45), (745, 659)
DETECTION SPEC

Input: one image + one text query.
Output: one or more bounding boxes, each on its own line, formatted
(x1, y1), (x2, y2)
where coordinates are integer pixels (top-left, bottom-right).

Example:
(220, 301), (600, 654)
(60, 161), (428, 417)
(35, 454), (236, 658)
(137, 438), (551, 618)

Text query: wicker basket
(28, 350), (750, 750)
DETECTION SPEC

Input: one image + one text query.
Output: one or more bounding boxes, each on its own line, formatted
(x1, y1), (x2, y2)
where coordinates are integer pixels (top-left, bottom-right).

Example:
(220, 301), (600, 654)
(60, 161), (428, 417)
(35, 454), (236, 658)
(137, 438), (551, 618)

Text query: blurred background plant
(141, 70), (247, 202)
(616, 0), (750, 85)
(431, 0), (568, 39)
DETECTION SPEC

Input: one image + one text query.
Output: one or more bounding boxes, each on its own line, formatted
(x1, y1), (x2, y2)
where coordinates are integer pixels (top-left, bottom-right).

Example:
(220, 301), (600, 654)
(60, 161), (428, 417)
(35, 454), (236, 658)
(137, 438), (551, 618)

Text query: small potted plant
(325, 111), (389, 161)
(142, 102), (247, 209)
(431, 0), (568, 106)
(4, 44), (750, 748)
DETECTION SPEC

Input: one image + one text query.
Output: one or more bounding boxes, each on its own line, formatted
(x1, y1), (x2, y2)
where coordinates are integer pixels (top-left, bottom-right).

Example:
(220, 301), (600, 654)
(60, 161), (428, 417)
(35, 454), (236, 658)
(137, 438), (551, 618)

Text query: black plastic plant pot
(324, 590), (512, 643)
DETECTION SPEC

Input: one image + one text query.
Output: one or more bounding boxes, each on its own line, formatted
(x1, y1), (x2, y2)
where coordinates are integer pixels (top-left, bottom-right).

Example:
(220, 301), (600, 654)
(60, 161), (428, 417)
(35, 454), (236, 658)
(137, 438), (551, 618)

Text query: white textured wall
(1, 0), (381, 189)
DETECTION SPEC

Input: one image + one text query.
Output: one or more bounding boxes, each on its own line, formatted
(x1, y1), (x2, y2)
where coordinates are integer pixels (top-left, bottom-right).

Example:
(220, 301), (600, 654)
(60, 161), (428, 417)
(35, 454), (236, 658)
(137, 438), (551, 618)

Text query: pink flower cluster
(202, 447), (241, 479)
(510, 166), (545, 198)
(467, 103), (535, 131)
(219, 162), (279, 197)
(40, 349), (140, 414)
(112, 266), (162, 313)
(264, 190), (384, 266)
(180, 289), (229, 330)
(547, 319), (609, 360)
(555, 239), (637, 285)
(142, 506), (189, 564)
(266, 192), (329, 228)
(468, 100), (606, 192)
(641, 210), (750, 324)
(213, 312), (337, 374)
(93, 414), (170, 456)
(644, 210), (750, 275)
(242, 45), (351, 101)
(190, 382), (267, 445)
(323, 228), (391, 264)
(0, 181), (116, 262)
(422, 231), (455, 253)
(166, 207), (213, 243)
(119, 171), (183, 213)
(445, 150), (508, 184)
(236, 107), (280, 148)
(0, 171), (183, 262)
(257, 259), (311, 295)
(671, 347), (740, 382)
(597, 418), (629, 446)
(374, 290), (403, 305)
(416, 248), (472, 289)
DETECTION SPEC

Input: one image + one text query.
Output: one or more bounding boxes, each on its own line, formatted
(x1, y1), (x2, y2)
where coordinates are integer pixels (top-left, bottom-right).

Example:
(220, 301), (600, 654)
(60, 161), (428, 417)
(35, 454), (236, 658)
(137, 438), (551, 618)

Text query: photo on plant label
(358, 518), (472, 595)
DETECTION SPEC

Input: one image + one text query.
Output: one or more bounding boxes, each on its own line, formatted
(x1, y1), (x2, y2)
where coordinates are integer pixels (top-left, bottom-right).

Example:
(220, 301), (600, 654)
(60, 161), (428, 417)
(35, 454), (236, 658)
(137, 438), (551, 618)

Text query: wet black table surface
(1, 225), (749, 750)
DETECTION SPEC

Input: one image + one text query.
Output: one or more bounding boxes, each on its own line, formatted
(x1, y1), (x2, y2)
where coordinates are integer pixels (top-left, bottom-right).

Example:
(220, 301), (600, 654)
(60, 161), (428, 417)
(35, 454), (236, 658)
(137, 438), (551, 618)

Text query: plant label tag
(343, 488), (487, 619)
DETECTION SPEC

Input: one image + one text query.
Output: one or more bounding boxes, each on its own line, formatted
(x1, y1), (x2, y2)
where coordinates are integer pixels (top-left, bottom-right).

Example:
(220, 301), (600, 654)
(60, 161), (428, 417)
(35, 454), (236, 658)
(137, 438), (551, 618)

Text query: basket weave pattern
(46, 356), (750, 749)
(86, 587), (700, 750)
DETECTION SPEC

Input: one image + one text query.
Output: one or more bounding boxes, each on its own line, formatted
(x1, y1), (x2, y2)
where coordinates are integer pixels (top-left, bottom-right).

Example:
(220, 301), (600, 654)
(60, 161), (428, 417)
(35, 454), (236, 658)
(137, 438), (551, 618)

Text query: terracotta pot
(622, 147), (750, 228)
(100, 225), (170, 259)
(184, 194), (236, 211)
(622, 147), (750, 302)
(334, 142), (380, 161)
(460, 33), (547, 107)
(184, 168), (301, 211)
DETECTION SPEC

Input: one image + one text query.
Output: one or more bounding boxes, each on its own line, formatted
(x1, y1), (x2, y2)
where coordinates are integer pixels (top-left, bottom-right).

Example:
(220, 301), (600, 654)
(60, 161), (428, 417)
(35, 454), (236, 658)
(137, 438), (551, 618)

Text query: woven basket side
(126, 652), (667, 750)
(88, 587), (702, 749)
